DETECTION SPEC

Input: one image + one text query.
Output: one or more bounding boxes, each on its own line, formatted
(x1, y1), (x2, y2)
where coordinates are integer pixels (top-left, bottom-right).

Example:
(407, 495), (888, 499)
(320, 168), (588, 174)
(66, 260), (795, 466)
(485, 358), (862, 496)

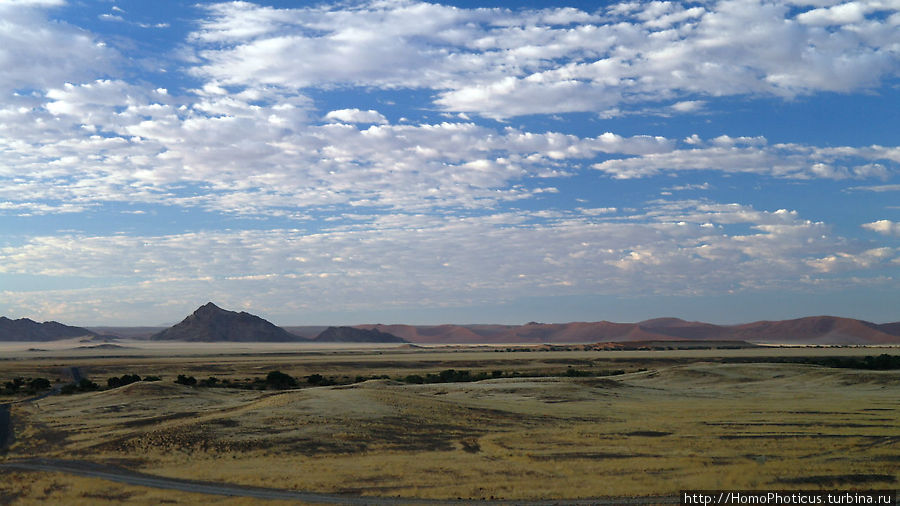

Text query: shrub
(175, 374), (197, 386)
(198, 377), (219, 387)
(27, 377), (52, 392)
(77, 378), (99, 391)
(107, 374), (142, 388)
(265, 371), (298, 389)
(62, 378), (99, 394)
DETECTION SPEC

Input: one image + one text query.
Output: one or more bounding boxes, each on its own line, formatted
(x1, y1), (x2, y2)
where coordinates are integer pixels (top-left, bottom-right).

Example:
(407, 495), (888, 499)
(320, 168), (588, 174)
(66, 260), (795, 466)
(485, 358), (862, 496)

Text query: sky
(0, 0), (898, 326)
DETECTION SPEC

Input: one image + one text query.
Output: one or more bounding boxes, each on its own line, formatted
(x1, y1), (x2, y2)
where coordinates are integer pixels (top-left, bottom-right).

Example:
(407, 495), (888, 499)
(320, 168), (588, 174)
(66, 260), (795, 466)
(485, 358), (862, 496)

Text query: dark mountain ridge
(314, 326), (406, 343)
(150, 303), (304, 342)
(0, 317), (97, 341)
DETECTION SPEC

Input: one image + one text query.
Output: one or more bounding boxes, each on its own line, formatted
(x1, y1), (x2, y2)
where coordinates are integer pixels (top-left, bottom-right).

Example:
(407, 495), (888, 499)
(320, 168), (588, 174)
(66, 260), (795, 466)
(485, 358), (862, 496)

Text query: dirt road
(0, 458), (678, 504)
(0, 366), (84, 452)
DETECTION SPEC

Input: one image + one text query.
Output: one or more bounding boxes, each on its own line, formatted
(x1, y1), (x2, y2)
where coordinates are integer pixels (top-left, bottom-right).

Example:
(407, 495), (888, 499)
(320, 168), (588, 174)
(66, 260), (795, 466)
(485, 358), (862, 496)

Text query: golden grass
(3, 351), (899, 503)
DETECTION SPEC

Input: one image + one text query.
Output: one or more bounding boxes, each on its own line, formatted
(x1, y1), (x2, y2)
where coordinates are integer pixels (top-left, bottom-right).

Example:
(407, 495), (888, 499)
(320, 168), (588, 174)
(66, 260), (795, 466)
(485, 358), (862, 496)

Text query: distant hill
(0, 317), (97, 341)
(358, 321), (675, 343)
(876, 321), (900, 337)
(5, 310), (897, 345)
(87, 327), (166, 339)
(150, 303), (305, 342)
(358, 316), (900, 345)
(282, 326), (329, 340)
(592, 340), (758, 350)
(727, 316), (899, 345)
(314, 326), (406, 343)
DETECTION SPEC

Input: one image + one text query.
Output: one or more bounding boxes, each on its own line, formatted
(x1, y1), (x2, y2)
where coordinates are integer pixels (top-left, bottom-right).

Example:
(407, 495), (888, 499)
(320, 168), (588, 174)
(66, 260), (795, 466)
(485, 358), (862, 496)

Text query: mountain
(314, 326), (406, 343)
(0, 317), (97, 341)
(150, 303), (305, 342)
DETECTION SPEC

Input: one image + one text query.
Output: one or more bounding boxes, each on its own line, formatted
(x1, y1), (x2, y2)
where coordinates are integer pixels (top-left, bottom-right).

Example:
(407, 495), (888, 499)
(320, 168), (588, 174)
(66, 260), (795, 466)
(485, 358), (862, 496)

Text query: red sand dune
(356, 316), (900, 345)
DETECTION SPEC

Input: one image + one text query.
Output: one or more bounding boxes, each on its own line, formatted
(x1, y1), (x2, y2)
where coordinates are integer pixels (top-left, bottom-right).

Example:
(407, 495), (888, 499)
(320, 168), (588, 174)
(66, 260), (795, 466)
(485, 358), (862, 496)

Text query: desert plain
(1, 340), (898, 505)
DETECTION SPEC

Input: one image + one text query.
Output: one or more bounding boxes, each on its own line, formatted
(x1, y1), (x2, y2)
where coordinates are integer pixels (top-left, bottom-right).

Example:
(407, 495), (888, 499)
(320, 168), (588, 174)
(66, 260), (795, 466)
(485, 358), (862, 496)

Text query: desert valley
(5, 0), (900, 503)
(1, 305), (898, 504)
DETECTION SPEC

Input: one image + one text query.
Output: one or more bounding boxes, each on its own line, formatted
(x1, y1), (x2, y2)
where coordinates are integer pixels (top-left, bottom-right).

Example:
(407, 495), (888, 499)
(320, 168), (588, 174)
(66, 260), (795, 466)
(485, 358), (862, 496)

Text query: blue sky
(0, 0), (898, 326)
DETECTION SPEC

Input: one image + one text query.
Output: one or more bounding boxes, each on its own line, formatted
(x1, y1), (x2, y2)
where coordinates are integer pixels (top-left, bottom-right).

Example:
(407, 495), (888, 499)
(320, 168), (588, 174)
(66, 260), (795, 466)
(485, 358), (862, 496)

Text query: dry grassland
(1, 346), (898, 503)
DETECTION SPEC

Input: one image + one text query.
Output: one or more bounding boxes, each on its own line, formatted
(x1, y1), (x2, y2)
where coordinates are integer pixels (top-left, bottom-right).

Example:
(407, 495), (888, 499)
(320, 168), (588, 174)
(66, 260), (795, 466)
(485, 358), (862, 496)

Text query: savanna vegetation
(1, 345), (897, 503)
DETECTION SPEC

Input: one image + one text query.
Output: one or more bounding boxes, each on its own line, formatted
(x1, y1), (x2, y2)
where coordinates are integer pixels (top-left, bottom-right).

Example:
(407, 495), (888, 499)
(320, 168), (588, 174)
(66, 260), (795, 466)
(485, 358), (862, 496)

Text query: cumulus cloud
(325, 108), (388, 124)
(593, 136), (899, 179)
(0, 2), (116, 93)
(807, 247), (897, 272)
(1, 0), (898, 323)
(2, 76), (896, 216)
(0, 78), (681, 213)
(862, 219), (900, 236)
(0, 2), (896, 218)
(181, 0), (900, 118)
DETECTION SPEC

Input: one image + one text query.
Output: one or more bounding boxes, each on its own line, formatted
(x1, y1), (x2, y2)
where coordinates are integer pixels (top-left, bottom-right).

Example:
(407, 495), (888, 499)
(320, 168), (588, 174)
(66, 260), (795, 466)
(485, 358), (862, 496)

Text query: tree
(28, 378), (52, 391)
(266, 371), (298, 389)
(175, 374), (197, 386)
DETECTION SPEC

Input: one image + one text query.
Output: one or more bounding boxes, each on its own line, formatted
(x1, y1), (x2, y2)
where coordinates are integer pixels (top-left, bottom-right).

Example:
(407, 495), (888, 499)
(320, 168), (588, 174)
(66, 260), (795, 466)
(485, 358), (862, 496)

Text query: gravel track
(0, 458), (678, 505)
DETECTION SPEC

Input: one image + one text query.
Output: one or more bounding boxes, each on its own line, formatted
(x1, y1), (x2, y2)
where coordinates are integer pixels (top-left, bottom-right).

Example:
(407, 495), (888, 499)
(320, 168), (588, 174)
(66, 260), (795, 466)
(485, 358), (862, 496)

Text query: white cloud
(0, 78), (682, 213)
(0, 201), (92, 215)
(0, 2), (895, 218)
(862, 219), (900, 236)
(181, 0), (900, 118)
(0, 3), (116, 94)
(848, 183), (900, 192)
(671, 100), (706, 113)
(1, 76), (895, 217)
(593, 137), (899, 179)
(797, 2), (867, 25)
(325, 108), (388, 124)
(807, 247), (897, 272)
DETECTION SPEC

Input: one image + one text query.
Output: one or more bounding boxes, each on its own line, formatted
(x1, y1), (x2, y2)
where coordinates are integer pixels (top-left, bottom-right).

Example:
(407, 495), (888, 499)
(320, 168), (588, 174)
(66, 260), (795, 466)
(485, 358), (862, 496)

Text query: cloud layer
(189, 0), (900, 118)
(3, 201), (895, 323)
(0, 0), (898, 324)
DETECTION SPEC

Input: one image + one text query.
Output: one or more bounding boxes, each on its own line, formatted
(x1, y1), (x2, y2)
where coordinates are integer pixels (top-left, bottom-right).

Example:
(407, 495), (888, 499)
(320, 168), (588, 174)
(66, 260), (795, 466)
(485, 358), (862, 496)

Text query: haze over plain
(0, 0), (898, 326)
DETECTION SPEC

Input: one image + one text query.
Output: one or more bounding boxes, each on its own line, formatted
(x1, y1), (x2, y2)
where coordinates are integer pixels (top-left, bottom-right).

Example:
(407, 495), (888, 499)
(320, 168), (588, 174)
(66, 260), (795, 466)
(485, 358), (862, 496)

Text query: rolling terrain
(1, 349), (897, 503)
